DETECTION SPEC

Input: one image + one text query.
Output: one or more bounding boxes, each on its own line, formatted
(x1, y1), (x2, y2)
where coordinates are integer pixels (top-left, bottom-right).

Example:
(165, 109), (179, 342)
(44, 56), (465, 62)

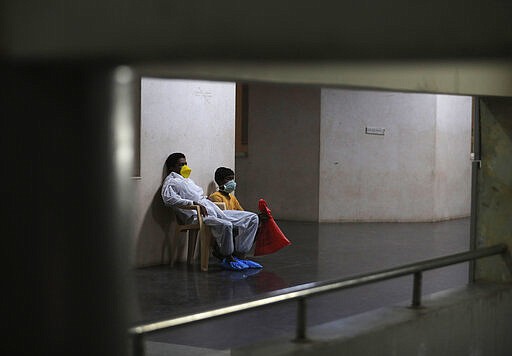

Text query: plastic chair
(171, 202), (226, 271)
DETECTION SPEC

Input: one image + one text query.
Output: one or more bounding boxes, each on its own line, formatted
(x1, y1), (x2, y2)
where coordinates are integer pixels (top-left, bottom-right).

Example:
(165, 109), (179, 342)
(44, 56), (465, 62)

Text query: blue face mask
(222, 180), (236, 194)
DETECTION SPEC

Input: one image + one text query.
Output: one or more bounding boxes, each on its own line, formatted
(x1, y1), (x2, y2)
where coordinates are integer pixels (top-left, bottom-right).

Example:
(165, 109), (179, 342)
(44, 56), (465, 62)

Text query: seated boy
(209, 167), (244, 210)
(209, 167), (268, 262)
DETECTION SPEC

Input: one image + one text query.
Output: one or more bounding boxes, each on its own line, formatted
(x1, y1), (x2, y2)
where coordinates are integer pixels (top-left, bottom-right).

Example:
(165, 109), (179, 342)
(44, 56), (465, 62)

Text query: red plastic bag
(254, 199), (291, 256)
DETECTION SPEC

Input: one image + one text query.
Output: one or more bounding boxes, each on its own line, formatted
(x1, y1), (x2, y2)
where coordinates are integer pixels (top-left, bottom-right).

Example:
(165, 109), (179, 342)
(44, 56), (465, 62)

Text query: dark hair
(165, 152), (185, 171)
(214, 167), (234, 185)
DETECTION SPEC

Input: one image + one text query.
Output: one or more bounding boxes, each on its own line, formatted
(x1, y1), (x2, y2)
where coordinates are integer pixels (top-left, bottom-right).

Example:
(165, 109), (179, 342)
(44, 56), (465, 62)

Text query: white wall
(134, 83), (471, 266)
(320, 89), (439, 222)
(239, 87), (471, 223)
(133, 78), (235, 267)
(434, 95), (472, 220)
(236, 84), (321, 220)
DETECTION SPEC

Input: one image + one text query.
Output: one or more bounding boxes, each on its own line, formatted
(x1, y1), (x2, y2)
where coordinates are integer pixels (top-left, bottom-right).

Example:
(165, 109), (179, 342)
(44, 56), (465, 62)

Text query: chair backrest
(171, 201), (226, 271)
(174, 201), (226, 233)
(175, 205), (204, 231)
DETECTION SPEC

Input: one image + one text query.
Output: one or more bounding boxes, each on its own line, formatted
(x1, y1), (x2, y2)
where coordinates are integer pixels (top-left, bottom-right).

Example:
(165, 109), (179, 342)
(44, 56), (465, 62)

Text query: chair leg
(169, 228), (179, 267)
(187, 230), (199, 264)
(200, 228), (212, 272)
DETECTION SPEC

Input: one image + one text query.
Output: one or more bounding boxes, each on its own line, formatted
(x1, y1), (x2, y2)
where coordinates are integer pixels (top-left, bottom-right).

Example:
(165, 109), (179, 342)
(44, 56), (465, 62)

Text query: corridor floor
(133, 218), (470, 353)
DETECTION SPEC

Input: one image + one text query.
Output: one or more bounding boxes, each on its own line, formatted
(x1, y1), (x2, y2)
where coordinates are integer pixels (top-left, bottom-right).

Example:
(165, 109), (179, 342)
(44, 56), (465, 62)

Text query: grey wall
(476, 97), (512, 282)
(236, 84), (321, 220)
(134, 78), (235, 267)
(239, 87), (471, 223)
(320, 90), (438, 222)
(135, 82), (472, 266)
(320, 90), (472, 222)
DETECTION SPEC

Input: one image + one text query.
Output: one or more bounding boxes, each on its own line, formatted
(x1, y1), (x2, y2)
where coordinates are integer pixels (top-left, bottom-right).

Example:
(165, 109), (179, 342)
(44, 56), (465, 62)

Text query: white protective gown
(161, 172), (258, 256)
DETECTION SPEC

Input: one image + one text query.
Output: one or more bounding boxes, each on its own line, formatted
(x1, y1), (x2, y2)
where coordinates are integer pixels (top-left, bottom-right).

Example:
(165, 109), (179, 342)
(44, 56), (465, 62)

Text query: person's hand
(193, 202), (208, 217)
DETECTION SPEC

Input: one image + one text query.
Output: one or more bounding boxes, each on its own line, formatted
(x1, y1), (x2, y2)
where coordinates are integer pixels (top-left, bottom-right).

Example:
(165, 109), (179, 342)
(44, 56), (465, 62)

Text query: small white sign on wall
(365, 126), (386, 136)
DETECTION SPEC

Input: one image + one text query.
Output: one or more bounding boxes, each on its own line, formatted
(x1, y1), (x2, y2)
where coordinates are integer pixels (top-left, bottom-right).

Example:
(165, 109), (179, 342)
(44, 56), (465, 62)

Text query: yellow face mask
(180, 165), (192, 178)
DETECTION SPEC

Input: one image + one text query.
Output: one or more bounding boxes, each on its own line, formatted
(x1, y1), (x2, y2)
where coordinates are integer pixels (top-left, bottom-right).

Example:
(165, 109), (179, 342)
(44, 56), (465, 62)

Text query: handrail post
(500, 247), (512, 275)
(468, 96), (480, 284)
(412, 272), (422, 308)
(295, 297), (307, 342)
(132, 332), (144, 356)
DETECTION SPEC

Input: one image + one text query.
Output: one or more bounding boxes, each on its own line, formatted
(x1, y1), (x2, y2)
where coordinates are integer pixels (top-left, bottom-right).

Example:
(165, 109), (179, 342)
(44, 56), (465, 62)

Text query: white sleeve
(161, 180), (193, 207)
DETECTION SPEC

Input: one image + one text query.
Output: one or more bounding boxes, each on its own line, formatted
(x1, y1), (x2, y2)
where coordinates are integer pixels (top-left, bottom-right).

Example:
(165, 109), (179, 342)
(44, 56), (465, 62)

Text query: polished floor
(133, 218), (470, 353)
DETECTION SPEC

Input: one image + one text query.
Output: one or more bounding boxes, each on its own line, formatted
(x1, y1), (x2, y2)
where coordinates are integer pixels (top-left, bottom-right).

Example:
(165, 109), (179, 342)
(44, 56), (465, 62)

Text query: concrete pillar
(475, 97), (512, 282)
(2, 63), (134, 355)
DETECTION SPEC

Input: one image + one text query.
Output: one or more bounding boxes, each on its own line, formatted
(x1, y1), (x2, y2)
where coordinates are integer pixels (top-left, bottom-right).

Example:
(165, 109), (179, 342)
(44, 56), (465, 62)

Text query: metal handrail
(129, 244), (511, 355)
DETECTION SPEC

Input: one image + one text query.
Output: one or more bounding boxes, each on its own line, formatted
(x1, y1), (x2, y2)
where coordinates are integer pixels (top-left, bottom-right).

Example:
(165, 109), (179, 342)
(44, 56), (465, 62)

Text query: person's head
(165, 152), (187, 175)
(214, 167), (236, 193)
